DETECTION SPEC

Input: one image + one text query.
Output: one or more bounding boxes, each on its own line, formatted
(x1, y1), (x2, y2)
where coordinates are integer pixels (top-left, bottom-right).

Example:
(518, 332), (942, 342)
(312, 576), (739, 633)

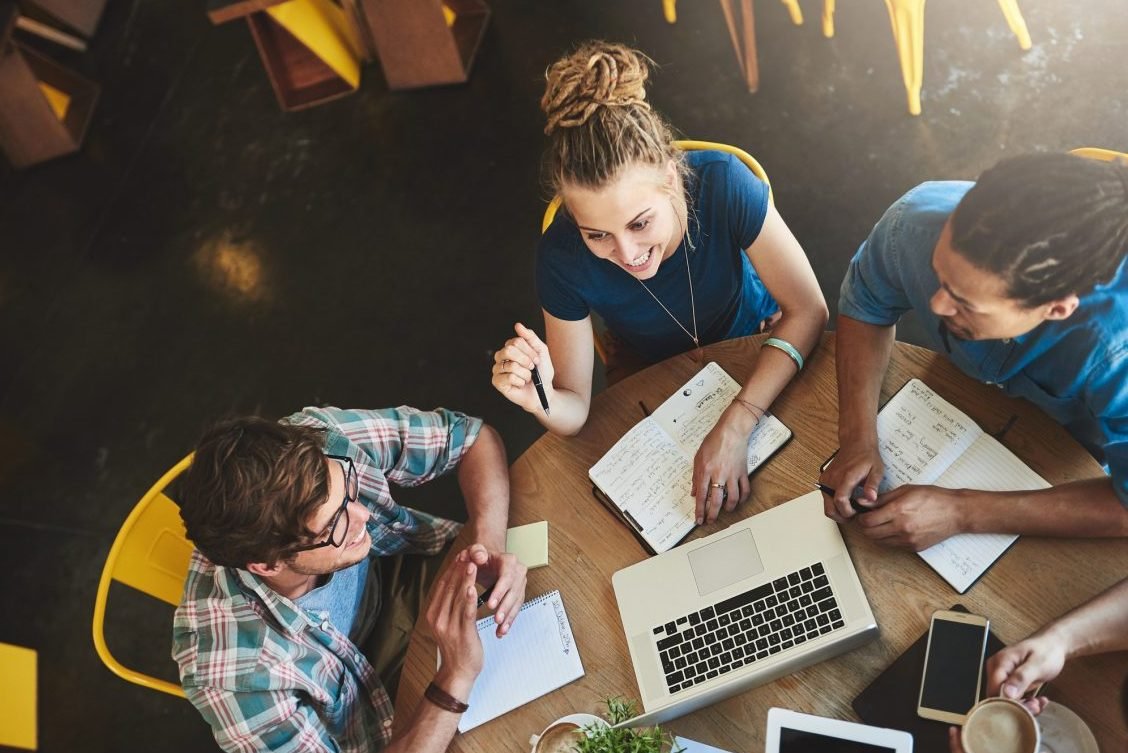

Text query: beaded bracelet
(424, 681), (469, 713)
(764, 337), (805, 371)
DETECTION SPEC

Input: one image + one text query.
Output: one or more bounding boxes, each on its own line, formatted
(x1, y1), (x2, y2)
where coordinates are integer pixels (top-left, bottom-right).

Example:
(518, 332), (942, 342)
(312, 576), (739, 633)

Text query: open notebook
(457, 590), (584, 732)
(589, 362), (792, 554)
(873, 379), (1049, 592)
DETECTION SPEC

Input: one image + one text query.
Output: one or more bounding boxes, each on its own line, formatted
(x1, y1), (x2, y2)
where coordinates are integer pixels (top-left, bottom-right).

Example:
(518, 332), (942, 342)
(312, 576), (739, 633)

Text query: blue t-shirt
(839, 180), (1128, 506)
(536, 150), (776, 363)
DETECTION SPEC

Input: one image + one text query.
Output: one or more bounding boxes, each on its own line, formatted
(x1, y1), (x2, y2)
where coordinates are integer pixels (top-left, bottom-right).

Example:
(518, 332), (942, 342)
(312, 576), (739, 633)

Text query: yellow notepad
(0, 642), (37, 750)
(505, 521), (548, 569)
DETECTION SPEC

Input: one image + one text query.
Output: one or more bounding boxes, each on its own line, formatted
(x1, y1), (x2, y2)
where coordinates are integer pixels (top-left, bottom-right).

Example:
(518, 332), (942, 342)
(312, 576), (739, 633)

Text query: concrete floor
(0, 0), (1125, 750)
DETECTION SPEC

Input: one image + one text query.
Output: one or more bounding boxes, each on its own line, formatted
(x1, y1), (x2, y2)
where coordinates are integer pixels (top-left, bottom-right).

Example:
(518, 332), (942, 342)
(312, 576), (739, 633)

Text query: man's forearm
(383, 671), (474, 753)
(835, 315), (896, 443)
(458, 424), (510, 550)
(961, 477), (1128, 539)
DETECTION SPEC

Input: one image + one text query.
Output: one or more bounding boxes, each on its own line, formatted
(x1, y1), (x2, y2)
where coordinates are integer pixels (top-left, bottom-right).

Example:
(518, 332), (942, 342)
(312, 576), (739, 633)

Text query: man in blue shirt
(821, 152), (1128, 550)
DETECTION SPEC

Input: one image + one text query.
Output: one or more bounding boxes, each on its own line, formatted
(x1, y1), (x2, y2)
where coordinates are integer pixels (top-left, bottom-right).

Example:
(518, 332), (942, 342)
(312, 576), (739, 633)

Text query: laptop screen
(780, 728), (897, 753)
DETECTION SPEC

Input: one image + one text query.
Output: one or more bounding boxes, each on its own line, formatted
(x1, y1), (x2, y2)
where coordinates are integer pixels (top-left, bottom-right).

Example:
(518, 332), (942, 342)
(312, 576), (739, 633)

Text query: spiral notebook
(457, 590), (584, 732)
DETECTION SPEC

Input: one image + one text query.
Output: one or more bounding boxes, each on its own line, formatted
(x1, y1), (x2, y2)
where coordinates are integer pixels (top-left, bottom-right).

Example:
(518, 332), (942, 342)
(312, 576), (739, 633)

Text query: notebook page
(650, 361), (793, 473)
(458, 590), (584, 732)
(918, 433), (1049, 593)
(876, 379), (981, 492)
(588, 418), (697, 552)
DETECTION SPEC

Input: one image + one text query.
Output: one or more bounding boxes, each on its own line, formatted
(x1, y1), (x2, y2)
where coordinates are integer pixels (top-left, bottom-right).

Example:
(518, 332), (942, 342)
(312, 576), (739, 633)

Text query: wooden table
(398, 333), (1127, 752)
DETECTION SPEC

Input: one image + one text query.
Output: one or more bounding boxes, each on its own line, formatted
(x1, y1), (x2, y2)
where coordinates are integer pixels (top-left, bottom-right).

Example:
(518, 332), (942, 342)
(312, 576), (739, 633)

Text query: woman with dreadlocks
(823, 151), (1128, 550)
(490, 41), (828, 527)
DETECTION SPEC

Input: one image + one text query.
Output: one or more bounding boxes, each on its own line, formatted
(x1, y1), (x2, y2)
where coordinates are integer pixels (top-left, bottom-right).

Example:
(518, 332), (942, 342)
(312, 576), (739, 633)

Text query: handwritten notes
(589, 362), (792, 553)
(878, 380), (1048, 593)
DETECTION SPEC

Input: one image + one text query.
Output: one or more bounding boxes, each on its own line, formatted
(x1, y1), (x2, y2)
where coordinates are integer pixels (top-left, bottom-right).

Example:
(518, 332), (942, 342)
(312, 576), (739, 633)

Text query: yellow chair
(822, 0), (1031, 115)
(662, 0), (804, 25)
(1070, 147), (1128, 164)
(540, 140), (773, 363)
(92, 454), (195, 699)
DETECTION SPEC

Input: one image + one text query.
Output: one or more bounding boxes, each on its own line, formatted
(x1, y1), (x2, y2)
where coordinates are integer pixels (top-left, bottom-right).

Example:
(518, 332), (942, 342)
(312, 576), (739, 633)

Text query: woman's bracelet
(732, 397), (766, 420)
(764, 337), (805, 371)
(424, 681), (469, 714)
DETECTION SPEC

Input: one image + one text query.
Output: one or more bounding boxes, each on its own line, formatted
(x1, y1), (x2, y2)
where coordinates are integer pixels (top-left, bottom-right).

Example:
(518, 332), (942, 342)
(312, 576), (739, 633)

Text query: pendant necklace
(638, 231), (699, 348)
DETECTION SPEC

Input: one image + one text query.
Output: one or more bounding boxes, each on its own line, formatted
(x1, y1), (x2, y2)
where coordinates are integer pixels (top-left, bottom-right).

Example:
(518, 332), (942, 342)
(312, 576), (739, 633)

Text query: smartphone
(917, 609), (990, 723)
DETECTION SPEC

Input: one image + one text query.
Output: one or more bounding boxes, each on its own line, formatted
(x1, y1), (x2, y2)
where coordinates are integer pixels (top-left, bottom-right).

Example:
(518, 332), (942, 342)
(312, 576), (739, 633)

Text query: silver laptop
(612, 490), (878, 726)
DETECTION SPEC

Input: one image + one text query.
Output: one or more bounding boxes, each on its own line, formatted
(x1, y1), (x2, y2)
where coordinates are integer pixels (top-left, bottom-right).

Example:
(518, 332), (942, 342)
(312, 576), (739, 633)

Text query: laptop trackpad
(688, 529), (764, 597)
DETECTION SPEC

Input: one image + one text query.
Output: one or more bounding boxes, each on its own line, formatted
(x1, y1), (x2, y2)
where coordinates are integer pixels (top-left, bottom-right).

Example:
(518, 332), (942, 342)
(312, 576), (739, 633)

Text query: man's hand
(463, 544), (527, 638)
(854, 485), (966, 551)
(426, 557), (484, 697)
(819, 443), (884, 522)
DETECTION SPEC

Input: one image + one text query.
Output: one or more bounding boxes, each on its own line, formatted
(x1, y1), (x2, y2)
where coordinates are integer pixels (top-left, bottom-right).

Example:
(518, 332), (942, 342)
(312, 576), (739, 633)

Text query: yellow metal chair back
(539, 140), (773, 364)
(92, 454), (194, 698)
(1070, 147), (1128, 164)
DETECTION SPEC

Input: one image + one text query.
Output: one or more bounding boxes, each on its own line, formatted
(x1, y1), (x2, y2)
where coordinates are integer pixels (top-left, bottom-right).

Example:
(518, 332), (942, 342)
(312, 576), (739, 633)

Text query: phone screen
(780, 729), (896, 753)
(921, 618), (987, 714)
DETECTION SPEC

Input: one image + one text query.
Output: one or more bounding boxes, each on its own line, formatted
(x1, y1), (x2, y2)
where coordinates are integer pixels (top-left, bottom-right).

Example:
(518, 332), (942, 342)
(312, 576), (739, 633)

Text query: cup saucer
(1037, 701), (1099, 753)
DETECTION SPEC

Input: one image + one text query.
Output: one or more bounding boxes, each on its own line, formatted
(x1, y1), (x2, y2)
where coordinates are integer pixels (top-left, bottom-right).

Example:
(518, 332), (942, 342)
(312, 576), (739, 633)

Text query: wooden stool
(0, 4), (99, 168)
(207, 0), (363, 111)
(352, 0), (489, 90)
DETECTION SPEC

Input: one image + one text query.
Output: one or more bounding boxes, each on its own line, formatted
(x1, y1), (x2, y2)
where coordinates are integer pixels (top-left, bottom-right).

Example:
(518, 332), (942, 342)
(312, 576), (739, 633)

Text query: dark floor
(0, 0), (1125, 750)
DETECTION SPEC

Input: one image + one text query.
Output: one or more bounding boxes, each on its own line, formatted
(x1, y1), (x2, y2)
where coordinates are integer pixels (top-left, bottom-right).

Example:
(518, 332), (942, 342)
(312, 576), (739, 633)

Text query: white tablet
(765, 708), (914, 753)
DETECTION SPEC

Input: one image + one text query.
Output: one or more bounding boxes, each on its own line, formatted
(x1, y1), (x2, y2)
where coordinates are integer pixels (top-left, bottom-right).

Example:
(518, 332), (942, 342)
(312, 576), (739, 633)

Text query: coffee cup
(961, 697), (1040, 753)
(529, 713), (607, 753)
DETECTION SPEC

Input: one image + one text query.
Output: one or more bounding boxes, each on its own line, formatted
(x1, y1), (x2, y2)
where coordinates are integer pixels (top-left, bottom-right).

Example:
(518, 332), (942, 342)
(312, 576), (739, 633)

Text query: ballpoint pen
(531, 365), (550, 415)
(477, 584), (495, 609)
(814, 482), (869, 515)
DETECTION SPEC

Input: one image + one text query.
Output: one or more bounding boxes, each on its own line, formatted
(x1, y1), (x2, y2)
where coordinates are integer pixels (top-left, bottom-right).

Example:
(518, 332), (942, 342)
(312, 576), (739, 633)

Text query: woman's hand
(491, 323), (554, 413)
(692, 408), (754, 524)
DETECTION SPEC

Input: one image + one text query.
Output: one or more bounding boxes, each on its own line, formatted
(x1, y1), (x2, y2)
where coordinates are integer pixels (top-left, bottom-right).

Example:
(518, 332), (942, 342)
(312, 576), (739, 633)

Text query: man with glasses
(172, 405), (526, 753)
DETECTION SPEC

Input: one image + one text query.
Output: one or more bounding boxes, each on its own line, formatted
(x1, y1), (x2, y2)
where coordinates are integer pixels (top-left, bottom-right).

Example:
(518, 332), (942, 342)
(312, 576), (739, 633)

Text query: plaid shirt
(172, 406), (481, 753)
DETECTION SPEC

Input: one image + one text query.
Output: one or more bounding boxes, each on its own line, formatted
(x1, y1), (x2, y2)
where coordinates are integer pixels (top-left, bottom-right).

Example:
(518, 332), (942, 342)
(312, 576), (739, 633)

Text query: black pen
(814, 482), (869, 515)
(477, 584), (495, 609)
(531, 365), (550, 415)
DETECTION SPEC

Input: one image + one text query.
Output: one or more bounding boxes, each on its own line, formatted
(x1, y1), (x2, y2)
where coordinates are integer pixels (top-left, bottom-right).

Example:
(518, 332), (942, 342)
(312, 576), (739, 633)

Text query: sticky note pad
(505, 521), (548, 569)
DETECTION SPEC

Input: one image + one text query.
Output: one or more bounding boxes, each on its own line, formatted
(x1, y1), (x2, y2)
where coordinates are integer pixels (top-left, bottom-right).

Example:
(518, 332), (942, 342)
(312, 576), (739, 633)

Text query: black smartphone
(917, 609), (990, 723)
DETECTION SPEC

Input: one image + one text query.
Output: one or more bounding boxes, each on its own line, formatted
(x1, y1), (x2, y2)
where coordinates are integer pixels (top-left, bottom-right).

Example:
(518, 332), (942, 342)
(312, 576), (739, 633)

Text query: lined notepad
(457, 590), (584, 732)
(589, 362), (792, 554)
(875, 379), (1049, 593)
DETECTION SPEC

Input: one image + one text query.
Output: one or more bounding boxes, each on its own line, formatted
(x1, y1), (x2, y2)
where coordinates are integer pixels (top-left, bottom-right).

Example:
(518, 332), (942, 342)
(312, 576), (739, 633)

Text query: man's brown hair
(179, 417), (331, 568)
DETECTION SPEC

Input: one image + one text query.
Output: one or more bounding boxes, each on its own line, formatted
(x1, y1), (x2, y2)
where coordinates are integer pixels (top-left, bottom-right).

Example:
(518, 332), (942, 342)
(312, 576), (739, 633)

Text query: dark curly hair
(178, 417), (330, 568)
(950, 152), (1128, 307)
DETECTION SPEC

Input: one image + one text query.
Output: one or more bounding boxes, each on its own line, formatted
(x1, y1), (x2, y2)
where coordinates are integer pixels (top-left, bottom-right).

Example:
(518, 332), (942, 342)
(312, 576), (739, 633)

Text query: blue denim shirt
(839, 181), (1128, 506)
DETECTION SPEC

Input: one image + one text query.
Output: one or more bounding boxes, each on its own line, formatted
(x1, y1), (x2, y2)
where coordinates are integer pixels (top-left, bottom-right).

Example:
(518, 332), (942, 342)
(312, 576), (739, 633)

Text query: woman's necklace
(638, 231), (699, 348)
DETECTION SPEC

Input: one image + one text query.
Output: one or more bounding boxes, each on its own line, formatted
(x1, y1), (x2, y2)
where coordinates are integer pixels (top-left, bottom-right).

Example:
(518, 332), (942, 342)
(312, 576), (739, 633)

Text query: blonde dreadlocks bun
(540, 41), (682, 192)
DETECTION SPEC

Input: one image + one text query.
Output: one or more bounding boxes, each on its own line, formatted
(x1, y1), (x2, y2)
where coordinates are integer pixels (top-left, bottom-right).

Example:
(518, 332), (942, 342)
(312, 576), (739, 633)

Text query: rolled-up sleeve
(838, 202), (914, 326)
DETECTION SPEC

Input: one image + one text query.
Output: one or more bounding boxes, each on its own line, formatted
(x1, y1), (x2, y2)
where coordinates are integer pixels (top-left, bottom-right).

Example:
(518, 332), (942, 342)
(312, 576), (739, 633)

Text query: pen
(531, 365), (550, 415)
(477, 584), (495, 609)
(814, 482), (869, 515)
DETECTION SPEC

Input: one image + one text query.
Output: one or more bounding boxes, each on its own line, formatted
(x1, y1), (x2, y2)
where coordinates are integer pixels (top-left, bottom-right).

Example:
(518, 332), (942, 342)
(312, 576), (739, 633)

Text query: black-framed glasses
(293, 454), (359, 553)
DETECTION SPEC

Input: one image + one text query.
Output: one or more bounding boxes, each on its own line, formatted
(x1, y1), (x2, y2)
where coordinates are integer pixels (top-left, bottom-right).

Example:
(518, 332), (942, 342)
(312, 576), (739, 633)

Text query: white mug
(961, 697), (1041, 753)
(529, 713), (608, 753)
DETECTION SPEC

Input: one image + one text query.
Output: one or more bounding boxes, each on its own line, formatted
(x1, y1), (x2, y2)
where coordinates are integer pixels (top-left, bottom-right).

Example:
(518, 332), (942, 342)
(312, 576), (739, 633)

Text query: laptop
(612, 490), (878, 726)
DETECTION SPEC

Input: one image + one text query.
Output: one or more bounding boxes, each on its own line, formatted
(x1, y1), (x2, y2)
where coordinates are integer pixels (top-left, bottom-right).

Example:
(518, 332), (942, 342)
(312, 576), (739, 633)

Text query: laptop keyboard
(651, 562), (844, 694)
